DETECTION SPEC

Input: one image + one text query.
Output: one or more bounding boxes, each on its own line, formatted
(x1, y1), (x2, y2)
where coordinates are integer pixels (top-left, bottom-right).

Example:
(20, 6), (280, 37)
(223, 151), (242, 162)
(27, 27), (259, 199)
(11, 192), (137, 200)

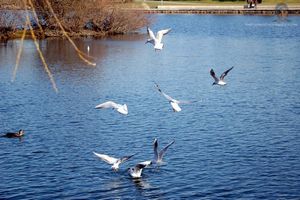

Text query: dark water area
(0, 15), (300, 199)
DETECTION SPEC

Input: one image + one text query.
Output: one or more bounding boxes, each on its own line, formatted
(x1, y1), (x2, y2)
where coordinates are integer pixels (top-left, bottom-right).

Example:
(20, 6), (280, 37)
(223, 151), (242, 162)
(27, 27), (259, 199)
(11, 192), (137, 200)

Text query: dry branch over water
(0, 0), (150, 92)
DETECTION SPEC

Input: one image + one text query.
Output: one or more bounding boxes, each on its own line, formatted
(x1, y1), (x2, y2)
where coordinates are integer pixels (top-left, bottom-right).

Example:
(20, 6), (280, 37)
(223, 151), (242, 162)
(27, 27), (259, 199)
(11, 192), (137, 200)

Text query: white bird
(155, 83), (191, 112)
(210, 67), (234, 86)
(146, 27), (171, 51)
(153, 138), (175, 164)
(128, 161), (152, 178)
(93, 152), (135, 171)
(95, 101), (128, 115)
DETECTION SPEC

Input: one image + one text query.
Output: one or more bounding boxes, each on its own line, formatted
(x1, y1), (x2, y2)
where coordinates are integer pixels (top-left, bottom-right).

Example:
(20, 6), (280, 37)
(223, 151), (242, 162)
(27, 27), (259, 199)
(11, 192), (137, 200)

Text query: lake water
(0, 15), (300, 199)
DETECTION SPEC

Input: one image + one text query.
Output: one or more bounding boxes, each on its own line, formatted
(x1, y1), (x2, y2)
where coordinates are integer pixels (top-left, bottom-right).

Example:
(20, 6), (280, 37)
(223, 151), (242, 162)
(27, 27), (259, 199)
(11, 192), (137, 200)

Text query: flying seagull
(128, 161), (152, 178)
(93, 152), (135, 171)
(146, 27), (171, 51)
(210, 67), (234, 86)
(154, 82), (191, 112)
(95, 101), (128, 115)
(153, 138), (175, 164)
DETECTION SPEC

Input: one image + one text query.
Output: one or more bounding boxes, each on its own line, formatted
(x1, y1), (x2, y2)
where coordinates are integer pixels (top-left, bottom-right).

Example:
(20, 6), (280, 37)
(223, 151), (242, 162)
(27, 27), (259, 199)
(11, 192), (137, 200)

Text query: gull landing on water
(95, 101), (128, 115)
(210, 67), (234, 86)
(128, 161), (152, 178)
(146, 27), (171, 51)
(155, 83), (191, 112)
(93, 152), (135, 171)
(153, 138), (175, 164)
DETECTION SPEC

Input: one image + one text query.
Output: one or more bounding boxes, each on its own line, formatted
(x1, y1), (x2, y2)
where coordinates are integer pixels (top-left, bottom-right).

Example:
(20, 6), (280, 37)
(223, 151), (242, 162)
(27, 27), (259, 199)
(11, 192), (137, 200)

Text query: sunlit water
(1, 15), (300, 199)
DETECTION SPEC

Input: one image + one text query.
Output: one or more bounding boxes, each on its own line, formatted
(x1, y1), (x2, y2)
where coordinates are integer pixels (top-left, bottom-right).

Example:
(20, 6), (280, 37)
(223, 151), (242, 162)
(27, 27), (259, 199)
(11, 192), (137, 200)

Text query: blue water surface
(0, 15), (300, 199)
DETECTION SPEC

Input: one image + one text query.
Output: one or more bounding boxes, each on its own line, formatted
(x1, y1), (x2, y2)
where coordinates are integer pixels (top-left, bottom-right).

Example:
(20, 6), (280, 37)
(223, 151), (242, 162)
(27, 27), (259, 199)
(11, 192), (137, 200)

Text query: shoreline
(137, 5), (300, 15)
(1, 5), (299, 42)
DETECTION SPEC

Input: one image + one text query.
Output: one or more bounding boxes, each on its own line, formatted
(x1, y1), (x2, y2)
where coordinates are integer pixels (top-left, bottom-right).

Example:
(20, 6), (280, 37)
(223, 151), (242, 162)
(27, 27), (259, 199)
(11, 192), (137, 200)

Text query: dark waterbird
(2, 129), (25, 138)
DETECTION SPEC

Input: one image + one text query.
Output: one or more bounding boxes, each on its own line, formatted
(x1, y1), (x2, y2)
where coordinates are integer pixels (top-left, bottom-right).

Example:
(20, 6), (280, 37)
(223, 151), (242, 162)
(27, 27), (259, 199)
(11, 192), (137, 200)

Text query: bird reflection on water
(132, 178), (153, 190)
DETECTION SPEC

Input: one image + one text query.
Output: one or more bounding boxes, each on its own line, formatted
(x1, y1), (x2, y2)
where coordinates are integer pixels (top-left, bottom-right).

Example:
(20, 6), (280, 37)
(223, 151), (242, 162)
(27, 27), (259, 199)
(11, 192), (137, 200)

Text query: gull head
(128, 167), (140, 178)
(18, 129), (25, 137)
(127, 167), (134, 173)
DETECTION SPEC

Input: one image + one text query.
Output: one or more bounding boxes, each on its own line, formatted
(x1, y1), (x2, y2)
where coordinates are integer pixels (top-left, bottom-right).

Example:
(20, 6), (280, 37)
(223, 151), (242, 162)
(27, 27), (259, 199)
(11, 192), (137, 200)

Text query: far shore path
(133, 3), (300, 15)
(154, 5), (300, 10)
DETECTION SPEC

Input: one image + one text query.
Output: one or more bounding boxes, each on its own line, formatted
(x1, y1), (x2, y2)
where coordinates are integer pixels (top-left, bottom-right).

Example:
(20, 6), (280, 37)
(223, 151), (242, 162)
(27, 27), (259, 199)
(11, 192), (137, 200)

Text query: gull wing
(220, 66), (234, 80)
(210, 69), (219, 82)
(138, 160), (152, 167)
(154, 82), (176, 102)
(93, 152), (118, 165)
(153, 138), (159, 161)
(147, 27), (156, 41)
(135, 161), (152, 171)
(158, 140), (175, 160)
(177, 100), (193, 104)
(120, 154), (135, 163)
(156, 28), (171, 43)
(95, 101), (119, 109)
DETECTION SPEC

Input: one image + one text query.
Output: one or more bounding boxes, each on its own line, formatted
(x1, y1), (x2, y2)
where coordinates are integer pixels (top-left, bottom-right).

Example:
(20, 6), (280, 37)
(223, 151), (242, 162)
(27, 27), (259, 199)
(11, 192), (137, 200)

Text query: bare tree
(0, 0), (149, 41)
(30, 0), (149, 37)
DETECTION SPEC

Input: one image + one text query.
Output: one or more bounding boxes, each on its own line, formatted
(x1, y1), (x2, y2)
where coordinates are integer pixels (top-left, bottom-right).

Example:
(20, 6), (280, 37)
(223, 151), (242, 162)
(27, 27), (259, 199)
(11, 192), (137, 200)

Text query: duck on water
(2, 130), (25, 138)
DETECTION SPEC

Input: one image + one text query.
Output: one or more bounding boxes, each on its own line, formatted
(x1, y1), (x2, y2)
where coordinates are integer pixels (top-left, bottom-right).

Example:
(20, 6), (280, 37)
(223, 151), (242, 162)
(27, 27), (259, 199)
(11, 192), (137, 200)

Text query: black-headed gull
(128, 161), (152, 178)
(93, 152), (135, 171)
(155, 83), (191, 112)
(146, 27), (171, 51)
(95, 101), (128, 115)
(153, 138), (175, 164)
(210, 67), (234, 86)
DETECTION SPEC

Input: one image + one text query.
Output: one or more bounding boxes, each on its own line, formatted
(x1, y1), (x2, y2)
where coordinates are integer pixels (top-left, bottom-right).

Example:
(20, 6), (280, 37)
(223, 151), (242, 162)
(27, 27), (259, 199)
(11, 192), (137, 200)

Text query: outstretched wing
(158, 140), (175, 160)
(135, 161), (152, 171)
(153, 138), (159, 161)
(156, 28), (171, 43)
(120, 154), (135, 163)
(154, 82), (176, 102)
(177, 100), (193, 104)
(147, 27), (156, 41)
(93, 152), (118, 164)
(95, 101), (118, 109)
(138, 160), (152, 167)
(220, 66), (234, 80)
(210, 69), (219, 82)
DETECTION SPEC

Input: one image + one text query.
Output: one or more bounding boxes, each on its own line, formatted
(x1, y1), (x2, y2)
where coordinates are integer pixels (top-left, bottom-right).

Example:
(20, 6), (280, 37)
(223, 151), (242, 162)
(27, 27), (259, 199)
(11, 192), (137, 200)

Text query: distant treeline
(0, 0), (149, 42)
